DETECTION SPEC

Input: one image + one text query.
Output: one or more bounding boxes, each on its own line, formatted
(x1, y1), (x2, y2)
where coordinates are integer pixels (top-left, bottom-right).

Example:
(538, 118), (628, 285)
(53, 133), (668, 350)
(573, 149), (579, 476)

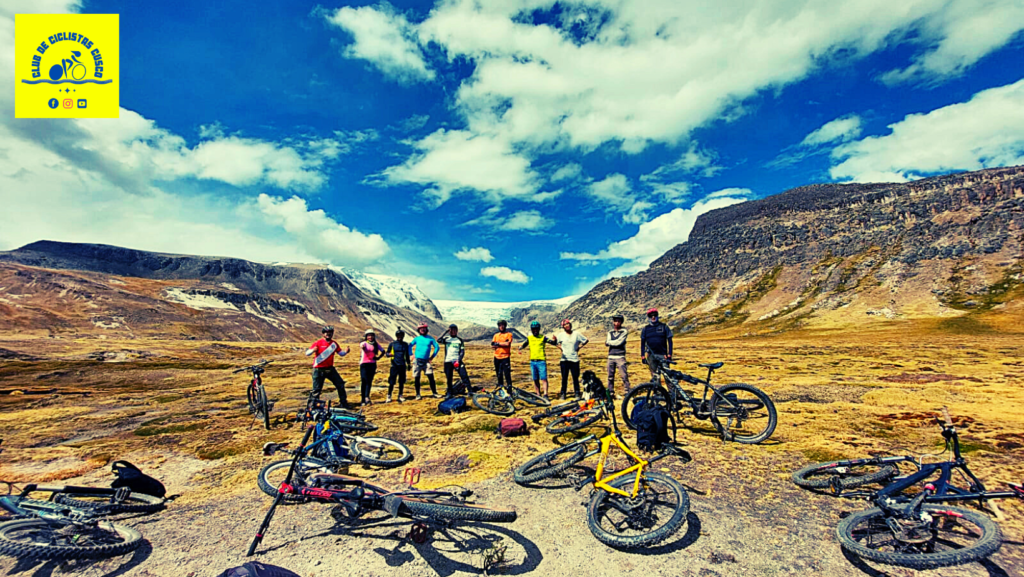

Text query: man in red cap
(640, 308), (673, 381)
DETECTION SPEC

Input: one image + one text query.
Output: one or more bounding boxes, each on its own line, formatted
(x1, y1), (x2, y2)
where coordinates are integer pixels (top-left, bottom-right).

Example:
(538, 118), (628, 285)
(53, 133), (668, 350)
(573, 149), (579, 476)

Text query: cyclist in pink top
(359, 328), (385, 405)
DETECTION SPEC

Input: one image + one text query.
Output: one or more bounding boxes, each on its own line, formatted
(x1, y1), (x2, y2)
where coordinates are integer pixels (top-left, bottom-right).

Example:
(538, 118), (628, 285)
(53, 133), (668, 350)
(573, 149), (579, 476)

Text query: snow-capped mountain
(335, 267), (444, 321)
(434, 295), (579, 328)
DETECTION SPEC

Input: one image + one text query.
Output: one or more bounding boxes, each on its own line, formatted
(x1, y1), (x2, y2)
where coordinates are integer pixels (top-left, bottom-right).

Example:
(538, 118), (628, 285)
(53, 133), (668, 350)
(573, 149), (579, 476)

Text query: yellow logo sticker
(15, 13), (119, 119)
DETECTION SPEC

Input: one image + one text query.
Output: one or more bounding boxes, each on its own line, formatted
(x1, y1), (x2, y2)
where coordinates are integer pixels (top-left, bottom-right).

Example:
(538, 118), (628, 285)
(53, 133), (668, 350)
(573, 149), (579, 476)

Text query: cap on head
(364, 328), (375, 336)
(321, 325), (335, 334)
(497, 319), (507, 327)
(530, 320), (540, 329)
(417, 323), (429, 333)
(612, 314), (624, 322)
(646, 308), (659, 317)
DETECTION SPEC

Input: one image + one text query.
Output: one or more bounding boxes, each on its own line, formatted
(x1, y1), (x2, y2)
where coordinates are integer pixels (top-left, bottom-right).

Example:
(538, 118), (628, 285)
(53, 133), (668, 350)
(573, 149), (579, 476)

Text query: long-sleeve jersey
(640, 322), (673, 356)
(437, 334), (466, 363)
(386, 340), (411, 367)
(411, 334), (439, 361)
(606, 329), (628, 358)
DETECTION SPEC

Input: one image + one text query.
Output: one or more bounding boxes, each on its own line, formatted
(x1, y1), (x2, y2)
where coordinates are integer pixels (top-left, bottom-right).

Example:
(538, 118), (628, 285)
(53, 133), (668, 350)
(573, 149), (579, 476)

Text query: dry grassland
(1, 320), (1023, 573)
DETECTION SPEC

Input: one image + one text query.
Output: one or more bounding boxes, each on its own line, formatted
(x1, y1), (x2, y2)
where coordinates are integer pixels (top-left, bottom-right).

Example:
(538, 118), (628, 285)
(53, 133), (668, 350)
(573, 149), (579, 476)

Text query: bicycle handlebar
(232, 360), (272, 373)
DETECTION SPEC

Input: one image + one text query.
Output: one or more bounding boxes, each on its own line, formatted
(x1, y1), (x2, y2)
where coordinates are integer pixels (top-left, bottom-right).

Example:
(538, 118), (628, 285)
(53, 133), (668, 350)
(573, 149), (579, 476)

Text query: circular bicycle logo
(22, 31), (112, 86)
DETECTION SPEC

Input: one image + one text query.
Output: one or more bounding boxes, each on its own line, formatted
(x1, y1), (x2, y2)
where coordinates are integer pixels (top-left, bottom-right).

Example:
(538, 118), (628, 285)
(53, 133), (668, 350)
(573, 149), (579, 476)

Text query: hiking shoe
(415, 395), (422, 400)
(431, 394), (441, 399)
(397, 397), (405, 403)
(386, 395), (392, 403)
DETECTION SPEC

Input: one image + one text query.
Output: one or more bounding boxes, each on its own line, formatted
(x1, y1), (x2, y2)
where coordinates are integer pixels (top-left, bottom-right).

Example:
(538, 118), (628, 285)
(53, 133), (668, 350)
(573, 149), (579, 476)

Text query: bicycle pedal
(403, 467), (422, 487)
(409, 522), (429, 544)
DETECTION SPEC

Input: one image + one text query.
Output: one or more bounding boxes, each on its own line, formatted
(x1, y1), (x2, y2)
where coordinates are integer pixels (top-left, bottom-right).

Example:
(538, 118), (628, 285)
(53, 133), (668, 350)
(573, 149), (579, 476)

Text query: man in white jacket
(605, 315), (630, 394)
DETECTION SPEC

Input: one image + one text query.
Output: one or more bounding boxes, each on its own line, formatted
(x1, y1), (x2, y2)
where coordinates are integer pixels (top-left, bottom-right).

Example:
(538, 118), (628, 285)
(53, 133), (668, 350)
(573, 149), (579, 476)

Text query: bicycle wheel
(350, 437), (413, 468)
(247, 383), (259, 415)
(709, 383), (777, 444)
(53, 491), (165, 514)
(620, 383), (672, 430)
(258, 387), (271, 430)
(837, 505), (1002, 569)
(513, 387), (551, 407)
(257, 458), (333, 500)
(546, 408), (604, 434)
(587, 471), (689, 549)
(398, 497), (516, 523)
(513, 443), (588, 485)
(792, 459), (898, 491)
(0, 518), (142, 560)
(471, 392), (515, 416)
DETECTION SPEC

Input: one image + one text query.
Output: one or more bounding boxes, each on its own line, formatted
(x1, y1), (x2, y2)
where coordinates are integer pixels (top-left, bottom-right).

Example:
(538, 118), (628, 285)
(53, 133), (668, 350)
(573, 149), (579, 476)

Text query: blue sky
(2, 0), (1023, 301)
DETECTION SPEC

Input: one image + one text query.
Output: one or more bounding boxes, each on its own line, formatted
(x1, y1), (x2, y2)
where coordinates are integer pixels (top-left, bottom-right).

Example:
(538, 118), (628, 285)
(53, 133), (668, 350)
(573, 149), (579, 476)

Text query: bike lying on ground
(257, 401), (412, 499)
(531, 371), (615, 434)
(472, 380), (550, 416)
(621, 354), (777, 444)
(514, 383), (691, 549)
(234, 360), (274, 430)
(247, 426), (516, 556)
(792, 408), (1024, 570)
(0, 483), (165, 561)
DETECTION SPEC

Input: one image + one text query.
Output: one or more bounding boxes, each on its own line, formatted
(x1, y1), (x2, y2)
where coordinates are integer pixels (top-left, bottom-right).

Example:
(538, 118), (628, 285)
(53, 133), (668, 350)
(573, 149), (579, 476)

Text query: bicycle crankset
(409, 522), (429, 544)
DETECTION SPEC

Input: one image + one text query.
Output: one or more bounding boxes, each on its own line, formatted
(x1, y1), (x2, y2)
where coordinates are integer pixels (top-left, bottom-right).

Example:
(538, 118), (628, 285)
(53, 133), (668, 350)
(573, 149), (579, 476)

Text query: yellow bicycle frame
(593, 433), (648, 498)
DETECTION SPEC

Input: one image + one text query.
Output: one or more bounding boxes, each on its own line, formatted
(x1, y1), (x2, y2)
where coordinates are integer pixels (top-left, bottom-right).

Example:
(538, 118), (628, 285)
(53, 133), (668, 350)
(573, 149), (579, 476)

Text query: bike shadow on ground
(5, 540), (153, 577)
(289, 511), (543, 577)
(840, 547), (1012, 577)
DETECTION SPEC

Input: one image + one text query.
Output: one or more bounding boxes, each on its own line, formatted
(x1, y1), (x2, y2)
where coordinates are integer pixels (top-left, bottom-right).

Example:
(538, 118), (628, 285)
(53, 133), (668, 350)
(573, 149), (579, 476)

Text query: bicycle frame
(649, 355), (746, 417)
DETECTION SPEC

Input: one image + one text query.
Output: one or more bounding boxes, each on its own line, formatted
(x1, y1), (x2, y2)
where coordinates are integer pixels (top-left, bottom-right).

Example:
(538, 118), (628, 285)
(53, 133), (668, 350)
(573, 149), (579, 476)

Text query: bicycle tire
(257, 458), (333, 500)
(0, 518), (142, 560)
(709, 383), (777, 444)
(587, 471), (689, 549)
(398, 498), (516, 523)
(620, 383), (672, 430)
(546, 408), (604, 434)
(247, 383), (259, 415)
(513, 443), (588, 485)
(471, 392), (515, 416)
(837, 505), (1002, 569)
(259, 387), (271, 431)
(513, 387), (551, 407)
(53, 491), (165, 514)
(350, 437), (413, 468)
(792, 460), (898, 491)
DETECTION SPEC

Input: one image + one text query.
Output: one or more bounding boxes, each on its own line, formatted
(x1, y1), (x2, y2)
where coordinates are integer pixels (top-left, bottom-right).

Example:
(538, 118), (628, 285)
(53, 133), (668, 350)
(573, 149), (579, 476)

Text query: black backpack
(217, 562), (300, 577)
(631, 401), (671, 452)
(110, 460), (166, 498)
(448, 379), (468, 396)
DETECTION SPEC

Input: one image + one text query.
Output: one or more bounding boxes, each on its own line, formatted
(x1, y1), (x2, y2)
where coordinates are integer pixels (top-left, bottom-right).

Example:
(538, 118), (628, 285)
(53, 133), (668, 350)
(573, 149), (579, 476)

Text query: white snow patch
(107, 279), (126, 286)
(360, 309), (402, 338)
(338, 314), (352, 325)
(434, 295), (580, 327)
(245, 302), (284, 328)
(220, 283), (241, 291)
(164, 288), (238, 311)
(306, 311), (327, 325)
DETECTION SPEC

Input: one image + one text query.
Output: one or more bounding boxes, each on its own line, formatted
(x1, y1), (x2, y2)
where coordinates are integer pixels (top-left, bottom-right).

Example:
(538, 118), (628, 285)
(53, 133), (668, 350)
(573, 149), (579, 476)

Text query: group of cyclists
(304, 307), (675, 408)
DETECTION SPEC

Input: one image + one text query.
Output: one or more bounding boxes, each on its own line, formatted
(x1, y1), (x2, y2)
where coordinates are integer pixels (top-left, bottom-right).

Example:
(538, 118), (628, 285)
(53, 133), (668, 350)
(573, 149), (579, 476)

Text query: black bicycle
(234, 360), (273, 430)
(247, 424), (516, 556)
(792, 408), (1024, 569)
(472, 380), (550, 416)
(620, 353), (777, 444)
(0, 483), (164, 560)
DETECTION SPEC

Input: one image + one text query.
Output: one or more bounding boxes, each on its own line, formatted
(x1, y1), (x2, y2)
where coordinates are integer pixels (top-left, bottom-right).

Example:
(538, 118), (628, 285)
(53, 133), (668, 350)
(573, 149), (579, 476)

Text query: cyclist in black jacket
(385, 329), (412, 403)
(639, 308), (673, 380)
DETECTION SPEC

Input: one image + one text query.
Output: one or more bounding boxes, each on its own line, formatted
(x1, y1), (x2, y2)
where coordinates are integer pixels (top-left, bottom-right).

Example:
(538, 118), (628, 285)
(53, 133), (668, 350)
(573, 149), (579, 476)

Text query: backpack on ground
(497, 418), (528, 437)
(217, 562), (300, 577)
(110, 460), (166, 498)
(631, 402), (671, 452)
(448, 379), (468, 396)
(437, 396), (468, 415)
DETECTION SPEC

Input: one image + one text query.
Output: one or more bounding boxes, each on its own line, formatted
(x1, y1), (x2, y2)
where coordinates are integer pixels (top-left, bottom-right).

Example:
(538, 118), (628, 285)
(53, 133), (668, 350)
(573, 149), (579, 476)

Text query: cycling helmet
(449, 323), (458, 330)
(497, 319), (507, 327)
(364, 328), (375, 336)
(395, 329), (405, 337)
(646, 308), (659, 317)
(561, 318), (571, 327)
(530, 321), (540, 329)
(612, 314), (624, 322)
(417, 323), (429, 333)
(321, 325), (334, 333)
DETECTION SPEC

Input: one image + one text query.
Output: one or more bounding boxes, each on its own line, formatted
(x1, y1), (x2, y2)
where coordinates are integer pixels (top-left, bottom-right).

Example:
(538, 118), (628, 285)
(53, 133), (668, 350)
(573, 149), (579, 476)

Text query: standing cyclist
(556, 319), (589, 399)
(305, 325), (351, 408)
(518, 320), (557, 397)
(606, 314), (630, 395)
(358, 328), (385, 406)
(437, 324), (471, 397)
(385, 329), (412, 403)
(411, 323), (439, 399)
(640, 308), (673, 380)
(491, 320), (514, 388)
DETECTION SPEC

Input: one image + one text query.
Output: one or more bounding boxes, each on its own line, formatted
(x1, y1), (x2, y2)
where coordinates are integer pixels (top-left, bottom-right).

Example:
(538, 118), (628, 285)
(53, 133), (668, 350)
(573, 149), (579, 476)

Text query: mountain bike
(247, 426), (516, 556)
(472, 380), (550, 416)
(257, 401), (412, 500)
(514, 384), (691, 548)
(0, 483), (163, 560)
(234, 360), (273, 430)
(793, 408), (1024, 569)
(620, 353), (777, 444)
(530, 371), (615, 434)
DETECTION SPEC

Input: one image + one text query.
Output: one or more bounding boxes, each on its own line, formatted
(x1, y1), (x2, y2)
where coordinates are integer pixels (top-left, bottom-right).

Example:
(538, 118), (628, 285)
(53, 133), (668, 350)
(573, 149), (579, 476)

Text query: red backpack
(497, 418), (528, 437)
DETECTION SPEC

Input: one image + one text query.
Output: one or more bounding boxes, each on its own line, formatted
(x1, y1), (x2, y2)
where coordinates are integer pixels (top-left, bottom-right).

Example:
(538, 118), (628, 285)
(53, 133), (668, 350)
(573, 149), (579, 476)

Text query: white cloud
(480, 266), (531, 284)
(830, 79), (1024, 182)
(454, 246), (494, 262)
(801, 115), (863, 147)
(550, 163), (583, 182)
(561, 190), (751, 277)
(585, 173), (654, 223)
(881, 1), (1024, 86)
(256, 195), (390, 265)
(325, 5), (435, 83)
(623, 201), (653, 225)
(499, 210), (555, 231)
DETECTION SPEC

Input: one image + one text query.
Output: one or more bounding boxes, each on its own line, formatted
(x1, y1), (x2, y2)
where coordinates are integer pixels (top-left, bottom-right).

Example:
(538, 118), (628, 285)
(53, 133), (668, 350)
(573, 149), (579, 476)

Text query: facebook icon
(48, 98), (59, 109)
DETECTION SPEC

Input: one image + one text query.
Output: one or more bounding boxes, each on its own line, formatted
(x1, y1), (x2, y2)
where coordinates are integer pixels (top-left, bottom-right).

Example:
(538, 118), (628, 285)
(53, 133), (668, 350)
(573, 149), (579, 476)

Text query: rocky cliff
(563, 166), (1024, 333)
(0, 241), (447, 342)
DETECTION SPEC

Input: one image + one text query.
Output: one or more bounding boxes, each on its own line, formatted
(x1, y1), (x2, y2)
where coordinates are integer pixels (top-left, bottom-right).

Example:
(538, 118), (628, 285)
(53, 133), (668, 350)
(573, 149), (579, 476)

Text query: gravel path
(1, 461), (1020, 577)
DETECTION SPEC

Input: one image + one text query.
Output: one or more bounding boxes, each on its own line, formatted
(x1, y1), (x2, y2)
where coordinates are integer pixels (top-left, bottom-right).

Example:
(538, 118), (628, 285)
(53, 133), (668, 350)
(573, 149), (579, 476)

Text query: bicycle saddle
(699, 362), (723, 370)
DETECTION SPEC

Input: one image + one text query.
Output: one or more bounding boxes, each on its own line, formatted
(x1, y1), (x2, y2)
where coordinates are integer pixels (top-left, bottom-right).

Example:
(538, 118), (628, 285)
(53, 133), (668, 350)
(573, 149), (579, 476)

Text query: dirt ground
(1, 323), (1023, 576)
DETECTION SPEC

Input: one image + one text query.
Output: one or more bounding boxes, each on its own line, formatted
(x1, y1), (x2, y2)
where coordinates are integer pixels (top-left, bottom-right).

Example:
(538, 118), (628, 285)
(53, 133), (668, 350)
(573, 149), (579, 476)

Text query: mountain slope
(564, 166), (1024, 334)
(337, 268), (443, 321)
(0, 241), (447, 342)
